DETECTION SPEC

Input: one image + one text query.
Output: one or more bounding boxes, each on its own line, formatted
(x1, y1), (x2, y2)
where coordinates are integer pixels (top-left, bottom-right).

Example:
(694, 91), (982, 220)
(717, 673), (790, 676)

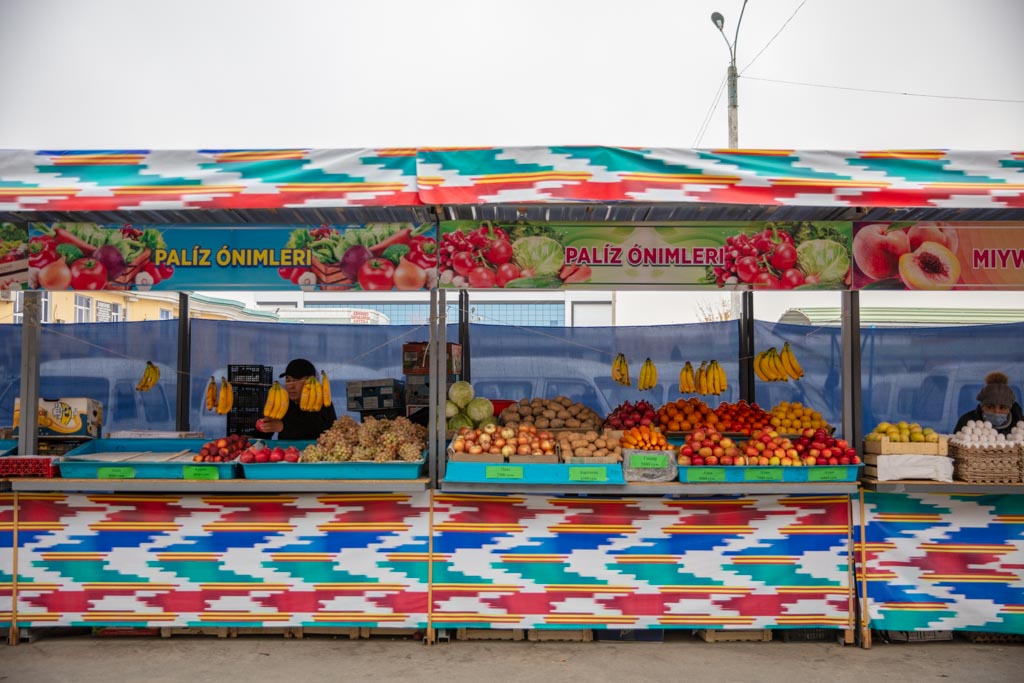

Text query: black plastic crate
(232, 385), (269, 412)
(228, 364), (273, 386)
(594, 629), (664, 643)
(780, 628), (842, 643)
(227, 412), (262, 437)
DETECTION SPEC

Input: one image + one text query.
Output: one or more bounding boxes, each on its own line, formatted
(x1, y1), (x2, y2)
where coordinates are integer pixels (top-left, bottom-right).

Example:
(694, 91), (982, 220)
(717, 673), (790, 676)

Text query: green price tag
(485, 465), (524, 480)
(183, 465), (220, 481)
(568, 467), (608, 482)
(685, 467), (726, 483)
(808, 467), (846, 482)
(629, 453), (669, 469)
(744, 468), (784, 482)
(97, 467), (135, 479)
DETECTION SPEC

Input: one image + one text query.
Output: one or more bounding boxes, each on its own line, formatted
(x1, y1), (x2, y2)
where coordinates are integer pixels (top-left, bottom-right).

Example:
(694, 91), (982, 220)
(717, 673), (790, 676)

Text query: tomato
(451, 251), (477, 277)
(69, 258), (107, 290)
(769, 242), (798, 271)
(157, 264), (175, 280)
(357, 258), (395, 290)
(735, 256), (761, 283)
(780, 268), (805, 289)
(37, 258), (72, 290)
(468, 266), (497, 288)
(278, 266), (295, 281)
(483, 238), (513, 265)
(495, 262), (521, 287)
(752, 271), (781, 290)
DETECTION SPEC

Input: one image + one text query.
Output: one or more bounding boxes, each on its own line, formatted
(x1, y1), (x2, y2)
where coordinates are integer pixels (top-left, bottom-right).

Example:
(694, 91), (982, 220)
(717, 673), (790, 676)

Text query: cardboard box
(402, 342), (462, 375)
(346, 379), (405, 412)
(14, 397), (103, 439)
(405, 373), (461, 405)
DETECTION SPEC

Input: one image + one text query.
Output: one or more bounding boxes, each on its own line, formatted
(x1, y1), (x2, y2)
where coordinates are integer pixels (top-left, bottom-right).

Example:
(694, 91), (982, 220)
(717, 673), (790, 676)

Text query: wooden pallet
(234, 627), (301, 638)
(961, 631), (1024, 644)
(295, 627), (361, 639)
(697, 629), (772, 643)
(359, 627), (422, 639)
(457, 628), (525, 641)
(160, 627), (232, 638)
(527, 629), (593, 642)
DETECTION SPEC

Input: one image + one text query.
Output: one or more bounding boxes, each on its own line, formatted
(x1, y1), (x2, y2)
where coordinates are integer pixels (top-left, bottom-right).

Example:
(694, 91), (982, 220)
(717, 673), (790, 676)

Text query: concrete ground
(2, 633), (1023, 683)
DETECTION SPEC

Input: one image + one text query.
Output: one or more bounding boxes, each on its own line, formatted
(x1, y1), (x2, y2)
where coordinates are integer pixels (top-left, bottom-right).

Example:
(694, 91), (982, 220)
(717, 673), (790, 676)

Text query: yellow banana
(321, 370), (332, 407)
(271, 382), (287, 419)
(696, 361), (708, 395)
(716, 360), (728, 393)
(710, 360), (721, 395)
(679, 362), (690, 393)
(313, 378), (323, 411)
(683, 362), (695, 393)
(637, 359), (646, 390)
(781, 342), (804, 380)
(753, 352), (771, 382)
(768, 348), (788, 382)
(136, 361), (158, 392)
(642, 358), (656, 391)
(216, 377), (228, 414)
(205, 376), (217, 411)
(612, 354), (623, 384)
(299, 378), (309, 411)
(617, 354), (631, 387)
(264, 381), (279, 417)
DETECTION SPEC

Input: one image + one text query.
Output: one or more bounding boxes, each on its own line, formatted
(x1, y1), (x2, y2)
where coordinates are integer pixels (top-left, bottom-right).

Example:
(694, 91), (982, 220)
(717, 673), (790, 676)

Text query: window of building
(159, 308), (174, 320)
(110, 303), (123, 322)
(74, 294), (93, 323)
(302, 302), (565, 326)
(13, 291), (51, 324)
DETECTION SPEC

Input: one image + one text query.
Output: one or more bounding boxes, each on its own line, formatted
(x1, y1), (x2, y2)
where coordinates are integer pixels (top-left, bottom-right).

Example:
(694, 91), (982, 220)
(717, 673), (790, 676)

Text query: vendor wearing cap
(954, 371), (1022, 436)
(257, 358), (337, 440)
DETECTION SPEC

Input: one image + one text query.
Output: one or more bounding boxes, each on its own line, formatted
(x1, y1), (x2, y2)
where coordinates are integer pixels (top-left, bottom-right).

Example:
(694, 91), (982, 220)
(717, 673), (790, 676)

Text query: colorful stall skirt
(858, 492), (1024, 634)
(431, 493), (853, 630)
(0, 493), (13, 627)
(13, 492), (430, 629)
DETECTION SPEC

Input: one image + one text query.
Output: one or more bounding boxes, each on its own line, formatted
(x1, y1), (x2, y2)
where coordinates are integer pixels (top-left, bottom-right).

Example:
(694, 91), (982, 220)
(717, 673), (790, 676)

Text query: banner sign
(0, 223), (29, 292)
(853, 222), (1024, 290)
(438, 220), (853, 290)
(25, 222), (436, 292)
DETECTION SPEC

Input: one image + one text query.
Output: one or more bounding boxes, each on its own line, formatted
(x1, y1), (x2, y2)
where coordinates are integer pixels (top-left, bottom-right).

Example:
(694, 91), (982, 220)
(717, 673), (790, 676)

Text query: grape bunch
(712, 228), (806, 289)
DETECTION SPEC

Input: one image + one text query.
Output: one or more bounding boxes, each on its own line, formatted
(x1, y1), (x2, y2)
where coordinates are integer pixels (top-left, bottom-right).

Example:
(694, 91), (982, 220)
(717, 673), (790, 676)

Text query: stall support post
(738, 290), (755, 402)
(840, 290), (862, 445)
(16, 291), (41, 455)
(458, 289), (470, 383)
(175, 292), (192, 432)
(430, 289), (447, 485)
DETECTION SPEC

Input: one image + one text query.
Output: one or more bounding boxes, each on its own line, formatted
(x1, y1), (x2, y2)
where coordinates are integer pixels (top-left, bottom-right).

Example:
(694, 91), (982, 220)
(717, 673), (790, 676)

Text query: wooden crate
(359, 627), (422, 639)
(527, 629), (593, 642)
(961, 631), (1024, 644)
(697, 629), (772, 643)
(160, 627), (232, 638)
(234, 627), (301, 638)
(294, 627), (361, 639)
(863, 435), (948, 456)
(456, 628), (525, 641)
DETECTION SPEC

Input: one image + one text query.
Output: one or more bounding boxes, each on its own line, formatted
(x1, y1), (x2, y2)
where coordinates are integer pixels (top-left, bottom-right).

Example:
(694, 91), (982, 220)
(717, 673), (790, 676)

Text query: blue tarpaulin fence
(0, 319), (1021, 438)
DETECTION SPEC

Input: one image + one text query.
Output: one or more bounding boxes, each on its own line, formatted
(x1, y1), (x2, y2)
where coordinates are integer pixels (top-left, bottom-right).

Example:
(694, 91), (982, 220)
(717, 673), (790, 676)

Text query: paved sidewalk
(2, 634), (1023, 683)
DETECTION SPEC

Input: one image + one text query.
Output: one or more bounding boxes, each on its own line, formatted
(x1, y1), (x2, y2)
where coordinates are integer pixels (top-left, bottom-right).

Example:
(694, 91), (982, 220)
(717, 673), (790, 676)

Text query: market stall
(1, 147), (1023, 645)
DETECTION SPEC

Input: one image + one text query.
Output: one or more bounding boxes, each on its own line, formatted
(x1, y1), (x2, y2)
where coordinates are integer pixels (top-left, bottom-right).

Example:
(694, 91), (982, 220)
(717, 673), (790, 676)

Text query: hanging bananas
(320, 370), (332, 408)
(299, 376), (324, 412)
(215, 377), (234, 415)
(678, 361), (696, 393)
(754, 344), (803, 382)
(611, 353), (631, 387)
(204, 376), (217, 411)
(261, 381), (289, 420)
(135, 361), (160, 392)
(638, 358), (658, 391)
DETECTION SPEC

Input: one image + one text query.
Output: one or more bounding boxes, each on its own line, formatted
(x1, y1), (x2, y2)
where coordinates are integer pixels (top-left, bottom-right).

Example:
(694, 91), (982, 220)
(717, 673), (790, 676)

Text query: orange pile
(620, 425), (671, 451)
(656, 398), (714, 432)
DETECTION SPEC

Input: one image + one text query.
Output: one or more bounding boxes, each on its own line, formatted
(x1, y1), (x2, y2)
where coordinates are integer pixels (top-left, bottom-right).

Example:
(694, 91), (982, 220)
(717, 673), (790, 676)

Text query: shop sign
(438, 221), (853, 290)
(852, 222), (1024, 290)
(26, 222), (436, 292)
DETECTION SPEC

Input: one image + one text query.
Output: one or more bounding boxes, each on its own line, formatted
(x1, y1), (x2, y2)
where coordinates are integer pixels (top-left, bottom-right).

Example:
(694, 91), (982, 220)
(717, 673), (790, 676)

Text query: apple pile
(193, 434), (251, 463)
(656, 398), (772, 435)
(238, 442), (302, 463)
(710, 400), (772, 434)
(676, 426), (742, 466)
(789, 428), (859, 465)
(604, 400), (657, 430)
(450, 423), (555, 457)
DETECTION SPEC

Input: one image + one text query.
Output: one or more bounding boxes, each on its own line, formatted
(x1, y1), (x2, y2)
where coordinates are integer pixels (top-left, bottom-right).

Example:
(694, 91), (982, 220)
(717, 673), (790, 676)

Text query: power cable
(740, 0), (808, 74)
(742, 75), (1024, 103)
(693, 75), (729, 148)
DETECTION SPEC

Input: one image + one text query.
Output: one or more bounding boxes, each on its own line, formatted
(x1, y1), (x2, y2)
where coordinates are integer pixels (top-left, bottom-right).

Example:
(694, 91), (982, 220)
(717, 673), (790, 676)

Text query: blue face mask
(983, 411), (1010, 428)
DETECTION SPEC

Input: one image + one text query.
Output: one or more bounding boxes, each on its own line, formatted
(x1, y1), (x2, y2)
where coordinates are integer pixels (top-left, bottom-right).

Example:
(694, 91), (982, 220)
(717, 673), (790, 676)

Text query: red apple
(678, 455), (692, 466)
(720, 456), (734, 466)
(804, 456), (817, 466)
(254, 451), (269, 463)
(705, 455), (719, 466)
(828, 457), (839, 466)
(693, 456), (705, 466)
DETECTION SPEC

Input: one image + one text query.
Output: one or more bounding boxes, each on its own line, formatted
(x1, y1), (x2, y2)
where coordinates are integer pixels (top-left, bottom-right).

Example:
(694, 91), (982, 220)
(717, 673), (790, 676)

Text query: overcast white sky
(1, 0), (1022, 321)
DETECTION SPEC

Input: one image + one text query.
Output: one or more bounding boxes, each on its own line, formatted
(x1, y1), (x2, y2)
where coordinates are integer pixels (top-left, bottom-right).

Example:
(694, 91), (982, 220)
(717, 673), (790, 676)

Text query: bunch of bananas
(680, 360), (727, 395)
(611, 353), (631, 387)
(638, 358), (658, 391)
(754, 342), (804, 382)
(299, 376), (325, 412)
(208, 377), (234, 415)
(135, 361), (160, 392)
(320, 370), (332, 408)
(262, 381), (289, 420)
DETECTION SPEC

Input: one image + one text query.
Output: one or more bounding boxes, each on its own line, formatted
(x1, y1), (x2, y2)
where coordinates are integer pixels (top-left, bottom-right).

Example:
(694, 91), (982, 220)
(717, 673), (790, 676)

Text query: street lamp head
(711, 11), (725, 32)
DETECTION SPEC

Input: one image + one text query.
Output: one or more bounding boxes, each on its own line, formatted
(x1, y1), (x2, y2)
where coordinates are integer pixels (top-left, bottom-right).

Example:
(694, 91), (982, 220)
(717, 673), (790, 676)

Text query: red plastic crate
(0, 456), (58, 478)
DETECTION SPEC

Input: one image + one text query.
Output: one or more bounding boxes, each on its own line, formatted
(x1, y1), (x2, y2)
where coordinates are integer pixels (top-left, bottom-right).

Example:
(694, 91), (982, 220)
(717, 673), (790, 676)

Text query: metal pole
(738, 290), (755, 402)
(841, 290), (863, 445)
(17, 292), (41, 455)
(175, 292), (192, 432)
(726, 62), (739, 149)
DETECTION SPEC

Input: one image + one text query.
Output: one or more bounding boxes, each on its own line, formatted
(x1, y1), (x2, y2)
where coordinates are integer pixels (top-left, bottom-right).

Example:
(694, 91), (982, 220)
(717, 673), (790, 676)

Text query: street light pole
(711, 1), (748, 149)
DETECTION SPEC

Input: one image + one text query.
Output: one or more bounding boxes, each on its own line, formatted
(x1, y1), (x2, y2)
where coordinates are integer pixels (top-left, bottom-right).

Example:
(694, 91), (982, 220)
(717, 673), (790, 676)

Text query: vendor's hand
(257, 418), (284, 433)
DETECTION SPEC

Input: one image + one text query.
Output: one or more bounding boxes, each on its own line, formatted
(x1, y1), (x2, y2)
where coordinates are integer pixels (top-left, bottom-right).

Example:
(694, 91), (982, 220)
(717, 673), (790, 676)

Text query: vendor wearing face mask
(954, 372), (1022, 436)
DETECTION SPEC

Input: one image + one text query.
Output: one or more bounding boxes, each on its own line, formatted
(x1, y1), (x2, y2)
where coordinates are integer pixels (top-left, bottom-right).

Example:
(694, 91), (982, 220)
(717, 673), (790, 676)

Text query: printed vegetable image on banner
(0, 222), (29, 292)
(26, 222), (436, 291)
(438, 221), (852, 290)
(853, 222), (1024, 290)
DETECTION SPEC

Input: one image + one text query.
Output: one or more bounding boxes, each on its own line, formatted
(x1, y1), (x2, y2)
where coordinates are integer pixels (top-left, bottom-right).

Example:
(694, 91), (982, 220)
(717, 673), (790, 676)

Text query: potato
(535, 418), (550, 429)
(519, 406), (533, 417)
(565, 418), (580, 428)
(551, 418), (565, 428)
(542, 409), (556, 419)
(594, 448), (609, 458)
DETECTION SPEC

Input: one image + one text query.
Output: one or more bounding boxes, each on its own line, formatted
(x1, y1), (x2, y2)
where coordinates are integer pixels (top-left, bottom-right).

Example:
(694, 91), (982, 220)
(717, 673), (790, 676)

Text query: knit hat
(976, 372), (1016, 407)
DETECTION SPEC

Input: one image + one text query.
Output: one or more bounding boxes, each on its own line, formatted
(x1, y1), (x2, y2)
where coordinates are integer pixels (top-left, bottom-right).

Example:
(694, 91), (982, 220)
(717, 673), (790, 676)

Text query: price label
(629, 453), (669, 469)
(744, 468), (784, 482)
(183, 465), (220, 480)
(97, 467), (135, 479)
(685, 467), (726, 483)
(485, 465), (524, 480)
(808, 467), (846, 482)
(569, 467), (608, 482)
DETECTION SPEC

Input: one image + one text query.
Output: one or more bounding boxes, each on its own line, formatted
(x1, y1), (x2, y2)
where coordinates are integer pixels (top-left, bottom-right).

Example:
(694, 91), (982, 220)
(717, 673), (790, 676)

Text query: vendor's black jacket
(259, 401), (337, 441)
(954, 402), (1023, 436)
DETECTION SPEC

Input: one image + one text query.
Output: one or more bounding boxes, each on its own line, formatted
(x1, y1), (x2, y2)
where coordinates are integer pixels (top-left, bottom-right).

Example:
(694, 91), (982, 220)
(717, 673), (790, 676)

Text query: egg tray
(950, 445), (1022, 483)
